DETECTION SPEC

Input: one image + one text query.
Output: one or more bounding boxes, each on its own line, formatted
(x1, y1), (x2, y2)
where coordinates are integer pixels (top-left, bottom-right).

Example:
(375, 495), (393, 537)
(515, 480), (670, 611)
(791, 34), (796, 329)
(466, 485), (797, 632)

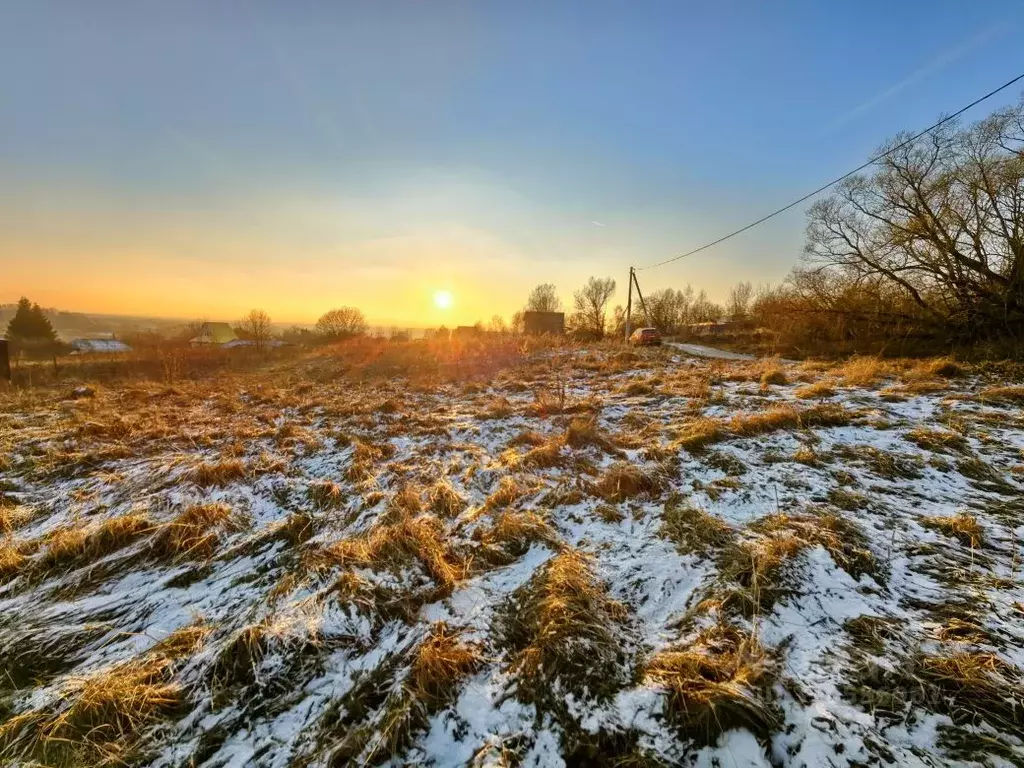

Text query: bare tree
(571, 277), (616, 339)
(487, 314), (508, 334)
(690, 290), (723, 323)
(644, 287), (694, 333)
(728, 281), (754, 321)
(241, 309), (272, 350)
(510, 311), (525, 335)
(805, 97), (1024, 338)
(525, 284), (563, 313)
(315, 307), (367, 340)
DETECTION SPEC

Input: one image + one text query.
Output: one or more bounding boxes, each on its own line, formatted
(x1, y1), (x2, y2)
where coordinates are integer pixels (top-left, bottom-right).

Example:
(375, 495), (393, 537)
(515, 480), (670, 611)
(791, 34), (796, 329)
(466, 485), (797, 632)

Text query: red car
(629, 327), (662, 346)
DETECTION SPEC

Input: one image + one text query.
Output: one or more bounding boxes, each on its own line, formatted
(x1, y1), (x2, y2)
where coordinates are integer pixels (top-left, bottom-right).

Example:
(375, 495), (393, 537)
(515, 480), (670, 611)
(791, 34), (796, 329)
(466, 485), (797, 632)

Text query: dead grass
(519, 439), (565, 469)
(906, 357), (966, 381)
(478, 396), (514, 420)
(479, 510), (559, 559)
(0, 539), (34, 580)
(834, 356), (894, 388)
(904, 427), (969, 454)
(916, 651), (1024, 730)
(190, 457), (247, 487)
(750, 511), (877, 581)
(592, 462), (665, 503)
(793, 380), (836, 400)
(309, 479), (345, 509)
(507, 430), (547, 448)
(36, 513), (153, 573)
(645, 623), (778, 744)
(346, 439), (395, 482)
(408, 622), (483, 708)
(501, 549), (632, 703)
(483, 476), (532, 511)
(978, 385), (1024, 405)
(759, 367), (788, 387)
(0, 657), (182, 766)
(564, 415), (619, 453)
(152, 503), (242, 560)
(324, 512), (467, 590)
(716, 534), (808, 616)
(675, 418), (724, 452)
(660, 499), (733, 556)
(730, 403), (851, 437)
(923, 512), (984, 548)
(152, 622), (211, 659)
(0, 505), (34, 535)
(427, 479), (465, 517)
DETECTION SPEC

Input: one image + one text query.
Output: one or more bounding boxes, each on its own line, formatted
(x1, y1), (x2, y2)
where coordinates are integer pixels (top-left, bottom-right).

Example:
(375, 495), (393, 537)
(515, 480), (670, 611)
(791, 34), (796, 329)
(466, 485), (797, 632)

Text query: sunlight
(433, 290), (453, 310)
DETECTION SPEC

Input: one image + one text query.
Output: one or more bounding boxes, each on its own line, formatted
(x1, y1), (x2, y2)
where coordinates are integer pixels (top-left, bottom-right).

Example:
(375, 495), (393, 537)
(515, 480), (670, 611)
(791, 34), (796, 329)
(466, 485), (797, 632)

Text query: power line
(636, 71), (1024, 271)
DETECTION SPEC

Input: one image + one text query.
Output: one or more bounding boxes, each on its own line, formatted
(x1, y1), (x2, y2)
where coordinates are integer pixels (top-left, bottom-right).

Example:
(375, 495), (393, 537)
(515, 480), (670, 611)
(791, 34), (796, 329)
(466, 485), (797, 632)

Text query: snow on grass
(1, 352), (1023, 765)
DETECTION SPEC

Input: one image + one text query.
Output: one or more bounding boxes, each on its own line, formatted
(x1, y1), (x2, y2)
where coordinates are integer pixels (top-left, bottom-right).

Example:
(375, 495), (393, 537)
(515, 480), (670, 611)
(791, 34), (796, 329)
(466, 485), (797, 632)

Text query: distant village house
(70, 338), (132, 354)
(189, 322), (237, 346)
(523, 311), (565, 335)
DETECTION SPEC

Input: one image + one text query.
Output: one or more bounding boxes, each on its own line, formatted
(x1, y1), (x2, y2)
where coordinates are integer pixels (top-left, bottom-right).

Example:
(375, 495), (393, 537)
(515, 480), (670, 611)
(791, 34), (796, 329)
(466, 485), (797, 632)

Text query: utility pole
(624, 267), (634, 342)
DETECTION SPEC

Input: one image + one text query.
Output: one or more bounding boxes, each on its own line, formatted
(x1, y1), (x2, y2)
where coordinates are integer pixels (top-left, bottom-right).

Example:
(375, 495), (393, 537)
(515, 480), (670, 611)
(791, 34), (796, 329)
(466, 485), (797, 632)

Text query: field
(2, 345), (1024, 767)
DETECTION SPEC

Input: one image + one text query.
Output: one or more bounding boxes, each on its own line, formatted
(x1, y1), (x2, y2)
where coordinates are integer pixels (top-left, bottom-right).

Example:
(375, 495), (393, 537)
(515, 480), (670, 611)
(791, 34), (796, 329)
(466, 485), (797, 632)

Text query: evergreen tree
(5, 297), (57, 352)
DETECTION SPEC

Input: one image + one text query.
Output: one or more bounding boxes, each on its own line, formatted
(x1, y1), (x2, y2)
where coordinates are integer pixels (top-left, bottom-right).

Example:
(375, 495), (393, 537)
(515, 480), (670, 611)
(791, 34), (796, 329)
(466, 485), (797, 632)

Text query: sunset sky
(2, 1), (1022, 326)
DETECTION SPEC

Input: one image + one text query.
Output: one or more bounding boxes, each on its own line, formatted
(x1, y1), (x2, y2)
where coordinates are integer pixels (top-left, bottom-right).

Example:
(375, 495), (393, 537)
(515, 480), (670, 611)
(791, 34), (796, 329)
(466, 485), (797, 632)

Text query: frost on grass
(2, 351), (1024, 766)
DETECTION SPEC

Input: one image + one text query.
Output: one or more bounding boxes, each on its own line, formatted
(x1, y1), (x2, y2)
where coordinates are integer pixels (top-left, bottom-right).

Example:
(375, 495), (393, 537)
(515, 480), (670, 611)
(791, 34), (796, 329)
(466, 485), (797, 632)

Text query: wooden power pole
(624, 267), (634, 342)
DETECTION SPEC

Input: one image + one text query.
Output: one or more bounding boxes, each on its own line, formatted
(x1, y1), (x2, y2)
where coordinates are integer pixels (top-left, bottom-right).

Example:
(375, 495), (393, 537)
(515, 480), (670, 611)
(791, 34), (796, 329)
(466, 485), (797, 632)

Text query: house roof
(192, 322), (237, 344)
(70, 338), (132, 353)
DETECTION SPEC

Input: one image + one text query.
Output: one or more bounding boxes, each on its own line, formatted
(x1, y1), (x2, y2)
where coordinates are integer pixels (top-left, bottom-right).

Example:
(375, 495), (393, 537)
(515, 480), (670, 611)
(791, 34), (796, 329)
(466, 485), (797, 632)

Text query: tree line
(743, 95), (1024, 354)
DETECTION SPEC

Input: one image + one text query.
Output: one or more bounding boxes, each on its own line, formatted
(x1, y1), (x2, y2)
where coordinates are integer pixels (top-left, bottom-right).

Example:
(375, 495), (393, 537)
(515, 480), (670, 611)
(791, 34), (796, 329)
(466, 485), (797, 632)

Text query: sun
(433, 290), (453, 310)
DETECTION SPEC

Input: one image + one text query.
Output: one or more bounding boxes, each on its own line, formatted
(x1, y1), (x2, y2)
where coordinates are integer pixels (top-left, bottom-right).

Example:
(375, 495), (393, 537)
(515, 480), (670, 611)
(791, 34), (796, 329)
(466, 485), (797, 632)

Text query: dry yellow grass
(904, 357), (966, 381)
(409, 622), (482, 708)
(190, 457), (247, 487)
(675, 418), (724, 452)
(0, 504), (34, 535)
(152, 622), (211, 659)
(717, 533), (807, 616)
(0, 657), (182, 765)
(564, 415), (618, 453)
(325, 512), (467, 590)
(749, 403), (852, 436)
(834, 356), (893, 387)
(481, 510), (559, 558)
(923, 512), (984, 548)
(793, 380), (836, 400)
(593, 462), (665, 502)
(519, 439), (565, 469)
(483, 476), (531, 511)
(153, 503), (240, 560)
(660, 499), (732, 555)
(750, 511), (876, 580)
(0, 539), (31, 580)
(502, 549), (629, 702)
(309, 479), (344, 509)
(427, 479), (465, 517)
(37, 513), (153, 573)
(645, 623), (777, 743)
(978, 385), (1024, 405)
(916, 650), (1024, 730)
(759, 367), (788, 387)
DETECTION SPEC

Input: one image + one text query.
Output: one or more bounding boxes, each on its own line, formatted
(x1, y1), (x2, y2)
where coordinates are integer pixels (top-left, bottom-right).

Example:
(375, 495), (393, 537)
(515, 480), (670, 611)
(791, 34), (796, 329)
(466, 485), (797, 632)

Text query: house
(523, 311), (565, 335)
(452, 325), (484, 340)
(70, 338), (132, 354)
(189, 322), (237, 346)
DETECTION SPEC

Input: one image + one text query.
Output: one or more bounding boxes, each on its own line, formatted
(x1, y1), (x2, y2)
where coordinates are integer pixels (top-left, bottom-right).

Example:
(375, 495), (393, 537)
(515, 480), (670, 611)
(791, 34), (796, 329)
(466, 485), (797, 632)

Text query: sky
(1, 0), (1022, 327)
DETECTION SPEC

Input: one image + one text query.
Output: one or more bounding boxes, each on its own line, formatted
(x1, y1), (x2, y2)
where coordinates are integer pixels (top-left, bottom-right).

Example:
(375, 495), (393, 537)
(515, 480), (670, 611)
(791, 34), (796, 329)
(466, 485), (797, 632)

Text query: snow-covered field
(2, 349), (1024, 767)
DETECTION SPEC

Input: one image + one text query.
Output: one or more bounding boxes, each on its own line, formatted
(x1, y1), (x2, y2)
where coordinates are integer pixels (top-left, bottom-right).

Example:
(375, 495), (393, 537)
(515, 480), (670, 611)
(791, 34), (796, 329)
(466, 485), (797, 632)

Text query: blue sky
(1, 0), (1021, 324)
